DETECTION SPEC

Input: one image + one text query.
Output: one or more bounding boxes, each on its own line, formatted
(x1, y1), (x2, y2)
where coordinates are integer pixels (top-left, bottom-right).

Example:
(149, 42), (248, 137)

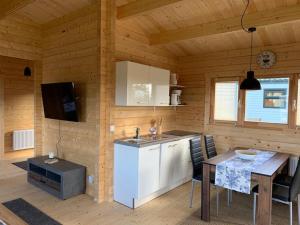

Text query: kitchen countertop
(114, 130), (201, 147)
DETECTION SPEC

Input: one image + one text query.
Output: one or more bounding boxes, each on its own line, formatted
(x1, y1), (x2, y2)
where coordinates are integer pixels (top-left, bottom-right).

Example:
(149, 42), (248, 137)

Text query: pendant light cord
(241, 0), (250, 33)
(250, 31), (253, 70)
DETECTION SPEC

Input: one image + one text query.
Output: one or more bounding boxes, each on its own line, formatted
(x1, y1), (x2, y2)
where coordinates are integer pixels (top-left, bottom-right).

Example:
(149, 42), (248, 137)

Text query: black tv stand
(27, 156), (86, 200)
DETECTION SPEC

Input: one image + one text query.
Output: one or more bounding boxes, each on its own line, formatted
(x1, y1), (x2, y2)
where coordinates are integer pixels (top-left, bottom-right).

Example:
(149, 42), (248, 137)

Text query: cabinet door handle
(148, 148), (159, 151)
(168, 144), (178, 148)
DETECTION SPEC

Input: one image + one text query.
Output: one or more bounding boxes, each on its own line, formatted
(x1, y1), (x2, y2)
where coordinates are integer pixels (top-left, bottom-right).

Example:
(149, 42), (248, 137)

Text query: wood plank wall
(177, 42), (300, 155)
(0, 14), (43, 157)
(42, 5), (100, 197)
(0, 56), (34, 152)
(114, 21), (179, 139)
(0, 78), (3, 157)
(98, 20), (179, 201)
(0, 15), (42, 60)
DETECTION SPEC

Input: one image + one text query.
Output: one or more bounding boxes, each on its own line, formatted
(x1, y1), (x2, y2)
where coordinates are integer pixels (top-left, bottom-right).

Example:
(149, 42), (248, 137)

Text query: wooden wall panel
(114, 21), (178, 139)
(0, 56), (34, 153)
(178, 42), (300, 155)
(34, 60), (43, 156)
(0, 14), (42, 60)
(95, 14), (179, 201)
(42, 5), (100, 197)
(0, 78), (3, 157)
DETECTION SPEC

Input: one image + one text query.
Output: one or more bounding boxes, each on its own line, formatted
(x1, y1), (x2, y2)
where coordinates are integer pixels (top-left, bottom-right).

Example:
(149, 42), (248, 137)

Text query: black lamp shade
(24, 67), (31, 77)
(240, 71), (261, 90)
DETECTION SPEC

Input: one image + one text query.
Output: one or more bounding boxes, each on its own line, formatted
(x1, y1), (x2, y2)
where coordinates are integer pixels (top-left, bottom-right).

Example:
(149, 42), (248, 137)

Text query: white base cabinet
(114, 138), (193, 208)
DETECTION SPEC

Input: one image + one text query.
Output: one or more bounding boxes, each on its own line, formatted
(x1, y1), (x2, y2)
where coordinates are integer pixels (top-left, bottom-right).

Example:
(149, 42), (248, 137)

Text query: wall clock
(256, 51), (276, 69)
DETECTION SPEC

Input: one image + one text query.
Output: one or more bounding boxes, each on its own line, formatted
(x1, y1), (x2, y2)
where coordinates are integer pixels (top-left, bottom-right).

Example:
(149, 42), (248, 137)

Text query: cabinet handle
(148, 148), (159, 151)
(168, 144), (178, 148)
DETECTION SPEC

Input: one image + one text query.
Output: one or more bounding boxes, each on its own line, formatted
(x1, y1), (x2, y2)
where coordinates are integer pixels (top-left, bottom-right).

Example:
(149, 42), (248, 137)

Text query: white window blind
(214, 81), (239, 121)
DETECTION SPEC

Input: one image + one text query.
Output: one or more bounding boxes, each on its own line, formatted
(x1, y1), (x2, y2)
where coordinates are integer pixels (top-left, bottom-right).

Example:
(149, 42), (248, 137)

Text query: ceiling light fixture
(240, 0), (261, 90)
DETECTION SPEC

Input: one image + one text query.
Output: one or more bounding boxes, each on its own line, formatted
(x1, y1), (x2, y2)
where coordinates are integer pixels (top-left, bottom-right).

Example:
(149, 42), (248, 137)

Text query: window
(245, 78), (289, 124)
(263, 89), (287, 109)
(214, 81), (239, 121)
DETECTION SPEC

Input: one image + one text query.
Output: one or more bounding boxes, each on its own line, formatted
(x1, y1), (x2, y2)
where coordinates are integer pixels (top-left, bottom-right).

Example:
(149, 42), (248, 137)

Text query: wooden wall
(0, 78), (3, 157)
(0, 56), (34, 152)
(178, 42), (300, 155)
(114, 21), (179, 139)
(0, 14), (43, 157)
(0, 15), (42, 60)
(42, 5), (100, 197)
(96, 10), (180, 201)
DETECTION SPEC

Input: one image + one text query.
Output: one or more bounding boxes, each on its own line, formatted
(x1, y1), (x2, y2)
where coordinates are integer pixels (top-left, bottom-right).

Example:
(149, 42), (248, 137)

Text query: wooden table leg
(201, 163), (210, 221)
(257, 175), (272, 225)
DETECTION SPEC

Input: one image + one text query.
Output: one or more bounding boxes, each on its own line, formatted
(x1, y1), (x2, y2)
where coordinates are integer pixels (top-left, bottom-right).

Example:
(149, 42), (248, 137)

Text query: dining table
(201, 150), (290, 225)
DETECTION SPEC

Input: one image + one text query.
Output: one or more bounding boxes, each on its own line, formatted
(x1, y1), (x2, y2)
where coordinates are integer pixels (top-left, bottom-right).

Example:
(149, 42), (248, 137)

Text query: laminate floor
(0, 161), (296, 225)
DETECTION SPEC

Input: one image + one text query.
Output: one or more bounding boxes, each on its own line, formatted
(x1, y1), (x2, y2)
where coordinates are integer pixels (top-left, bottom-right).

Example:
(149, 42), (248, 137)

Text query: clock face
(256, 51), (276, 69)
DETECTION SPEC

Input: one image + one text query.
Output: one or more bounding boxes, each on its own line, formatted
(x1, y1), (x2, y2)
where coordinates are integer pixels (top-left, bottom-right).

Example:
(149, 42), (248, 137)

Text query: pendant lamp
(240, 1), (261, 90)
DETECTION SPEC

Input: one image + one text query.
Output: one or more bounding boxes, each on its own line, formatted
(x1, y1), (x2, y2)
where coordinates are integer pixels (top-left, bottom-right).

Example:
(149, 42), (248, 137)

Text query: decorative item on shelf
(257, 50), (276, 69)
(239, 0), (261, 90)
(170, 73), (178, 85)
(171, 89), (182, 105)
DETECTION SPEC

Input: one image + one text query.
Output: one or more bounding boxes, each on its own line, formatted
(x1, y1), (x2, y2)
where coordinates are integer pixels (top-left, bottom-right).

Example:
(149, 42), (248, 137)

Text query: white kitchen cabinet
(114, 137), (194, 208)
(160, 138), (192, 189)
(115, 61), (170, 106)
(138, 145), (160, 199)
(150, 66), (170, 106)
(114, 144), (160, 208)
(116, 61), (152, 106)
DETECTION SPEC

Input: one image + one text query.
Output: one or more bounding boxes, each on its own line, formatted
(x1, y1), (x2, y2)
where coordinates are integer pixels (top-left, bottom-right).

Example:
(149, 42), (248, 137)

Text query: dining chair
(204, 135), (218, 159)
(252, 159), (300, 225)
(189, 136), (220, 215)
(204, 134), (232, 205)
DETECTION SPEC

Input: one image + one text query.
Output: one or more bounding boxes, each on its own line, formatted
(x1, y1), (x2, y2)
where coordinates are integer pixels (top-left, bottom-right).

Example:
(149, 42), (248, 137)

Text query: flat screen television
(41, 82), (79, 122)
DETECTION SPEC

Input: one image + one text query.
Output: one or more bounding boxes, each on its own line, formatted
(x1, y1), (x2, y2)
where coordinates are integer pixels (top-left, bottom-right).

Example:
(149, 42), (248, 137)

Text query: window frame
(209, 74), (298, 130)
(210, 77), (243, 126)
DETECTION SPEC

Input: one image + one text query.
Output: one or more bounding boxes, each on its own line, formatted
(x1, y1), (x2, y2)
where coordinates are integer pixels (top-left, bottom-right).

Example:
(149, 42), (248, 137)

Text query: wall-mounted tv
(41, 82), (79, 122)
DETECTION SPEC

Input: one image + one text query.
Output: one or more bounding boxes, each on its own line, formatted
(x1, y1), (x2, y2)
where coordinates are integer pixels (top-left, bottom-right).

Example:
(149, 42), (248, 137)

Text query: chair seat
(252, 184), (290, 202)
(273, 174), (293, 187)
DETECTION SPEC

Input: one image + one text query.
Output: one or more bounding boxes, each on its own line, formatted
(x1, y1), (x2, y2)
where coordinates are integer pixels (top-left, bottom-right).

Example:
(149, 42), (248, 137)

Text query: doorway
(0, 56), (35, 163)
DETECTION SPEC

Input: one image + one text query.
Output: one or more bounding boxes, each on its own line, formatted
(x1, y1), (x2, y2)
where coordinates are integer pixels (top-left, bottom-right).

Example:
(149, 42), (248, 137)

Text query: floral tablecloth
(215, 150), (276, 194)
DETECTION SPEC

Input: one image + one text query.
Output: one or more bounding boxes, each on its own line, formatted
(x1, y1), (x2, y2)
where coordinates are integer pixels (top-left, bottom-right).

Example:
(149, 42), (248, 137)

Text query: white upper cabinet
(115, 61), (170, 106)
(150, 66), (170, 106)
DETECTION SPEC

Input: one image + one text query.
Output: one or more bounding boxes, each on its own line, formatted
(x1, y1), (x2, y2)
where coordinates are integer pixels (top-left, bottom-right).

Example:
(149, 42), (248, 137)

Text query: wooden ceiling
(2, 0), (300, 56)
(116, 0), (300, 56)
(16, 0), (93, 24)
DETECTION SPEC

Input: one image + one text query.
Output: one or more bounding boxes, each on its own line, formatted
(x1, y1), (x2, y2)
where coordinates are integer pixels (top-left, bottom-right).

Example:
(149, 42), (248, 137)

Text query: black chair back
(204, 135), (217, 159)
(290, 159), (300, 201)
(190, 137), (205, 180)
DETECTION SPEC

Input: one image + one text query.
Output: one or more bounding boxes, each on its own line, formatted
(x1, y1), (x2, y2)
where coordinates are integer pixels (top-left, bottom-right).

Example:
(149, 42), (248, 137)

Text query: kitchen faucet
(134, 127), (140, 139)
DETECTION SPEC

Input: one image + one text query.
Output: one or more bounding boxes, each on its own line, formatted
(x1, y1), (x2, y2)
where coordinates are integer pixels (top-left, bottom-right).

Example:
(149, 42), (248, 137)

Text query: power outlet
(88, 175), (94, 184)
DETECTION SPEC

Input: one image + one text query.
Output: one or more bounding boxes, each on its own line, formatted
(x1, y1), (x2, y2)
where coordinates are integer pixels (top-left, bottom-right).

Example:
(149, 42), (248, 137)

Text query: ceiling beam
(0, 0), (36, 19)
(150, 4), (300, 45)
(117, 0), (183, 19)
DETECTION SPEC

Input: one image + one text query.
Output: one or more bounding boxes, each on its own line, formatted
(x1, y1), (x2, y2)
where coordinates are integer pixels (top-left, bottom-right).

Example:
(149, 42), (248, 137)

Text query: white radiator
(289, 156), (299, 176)
(13, 129), (34, 151)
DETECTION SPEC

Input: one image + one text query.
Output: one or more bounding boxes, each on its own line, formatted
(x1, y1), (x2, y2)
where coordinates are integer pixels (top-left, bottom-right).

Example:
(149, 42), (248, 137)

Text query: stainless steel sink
(123, 138), (149, 144)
